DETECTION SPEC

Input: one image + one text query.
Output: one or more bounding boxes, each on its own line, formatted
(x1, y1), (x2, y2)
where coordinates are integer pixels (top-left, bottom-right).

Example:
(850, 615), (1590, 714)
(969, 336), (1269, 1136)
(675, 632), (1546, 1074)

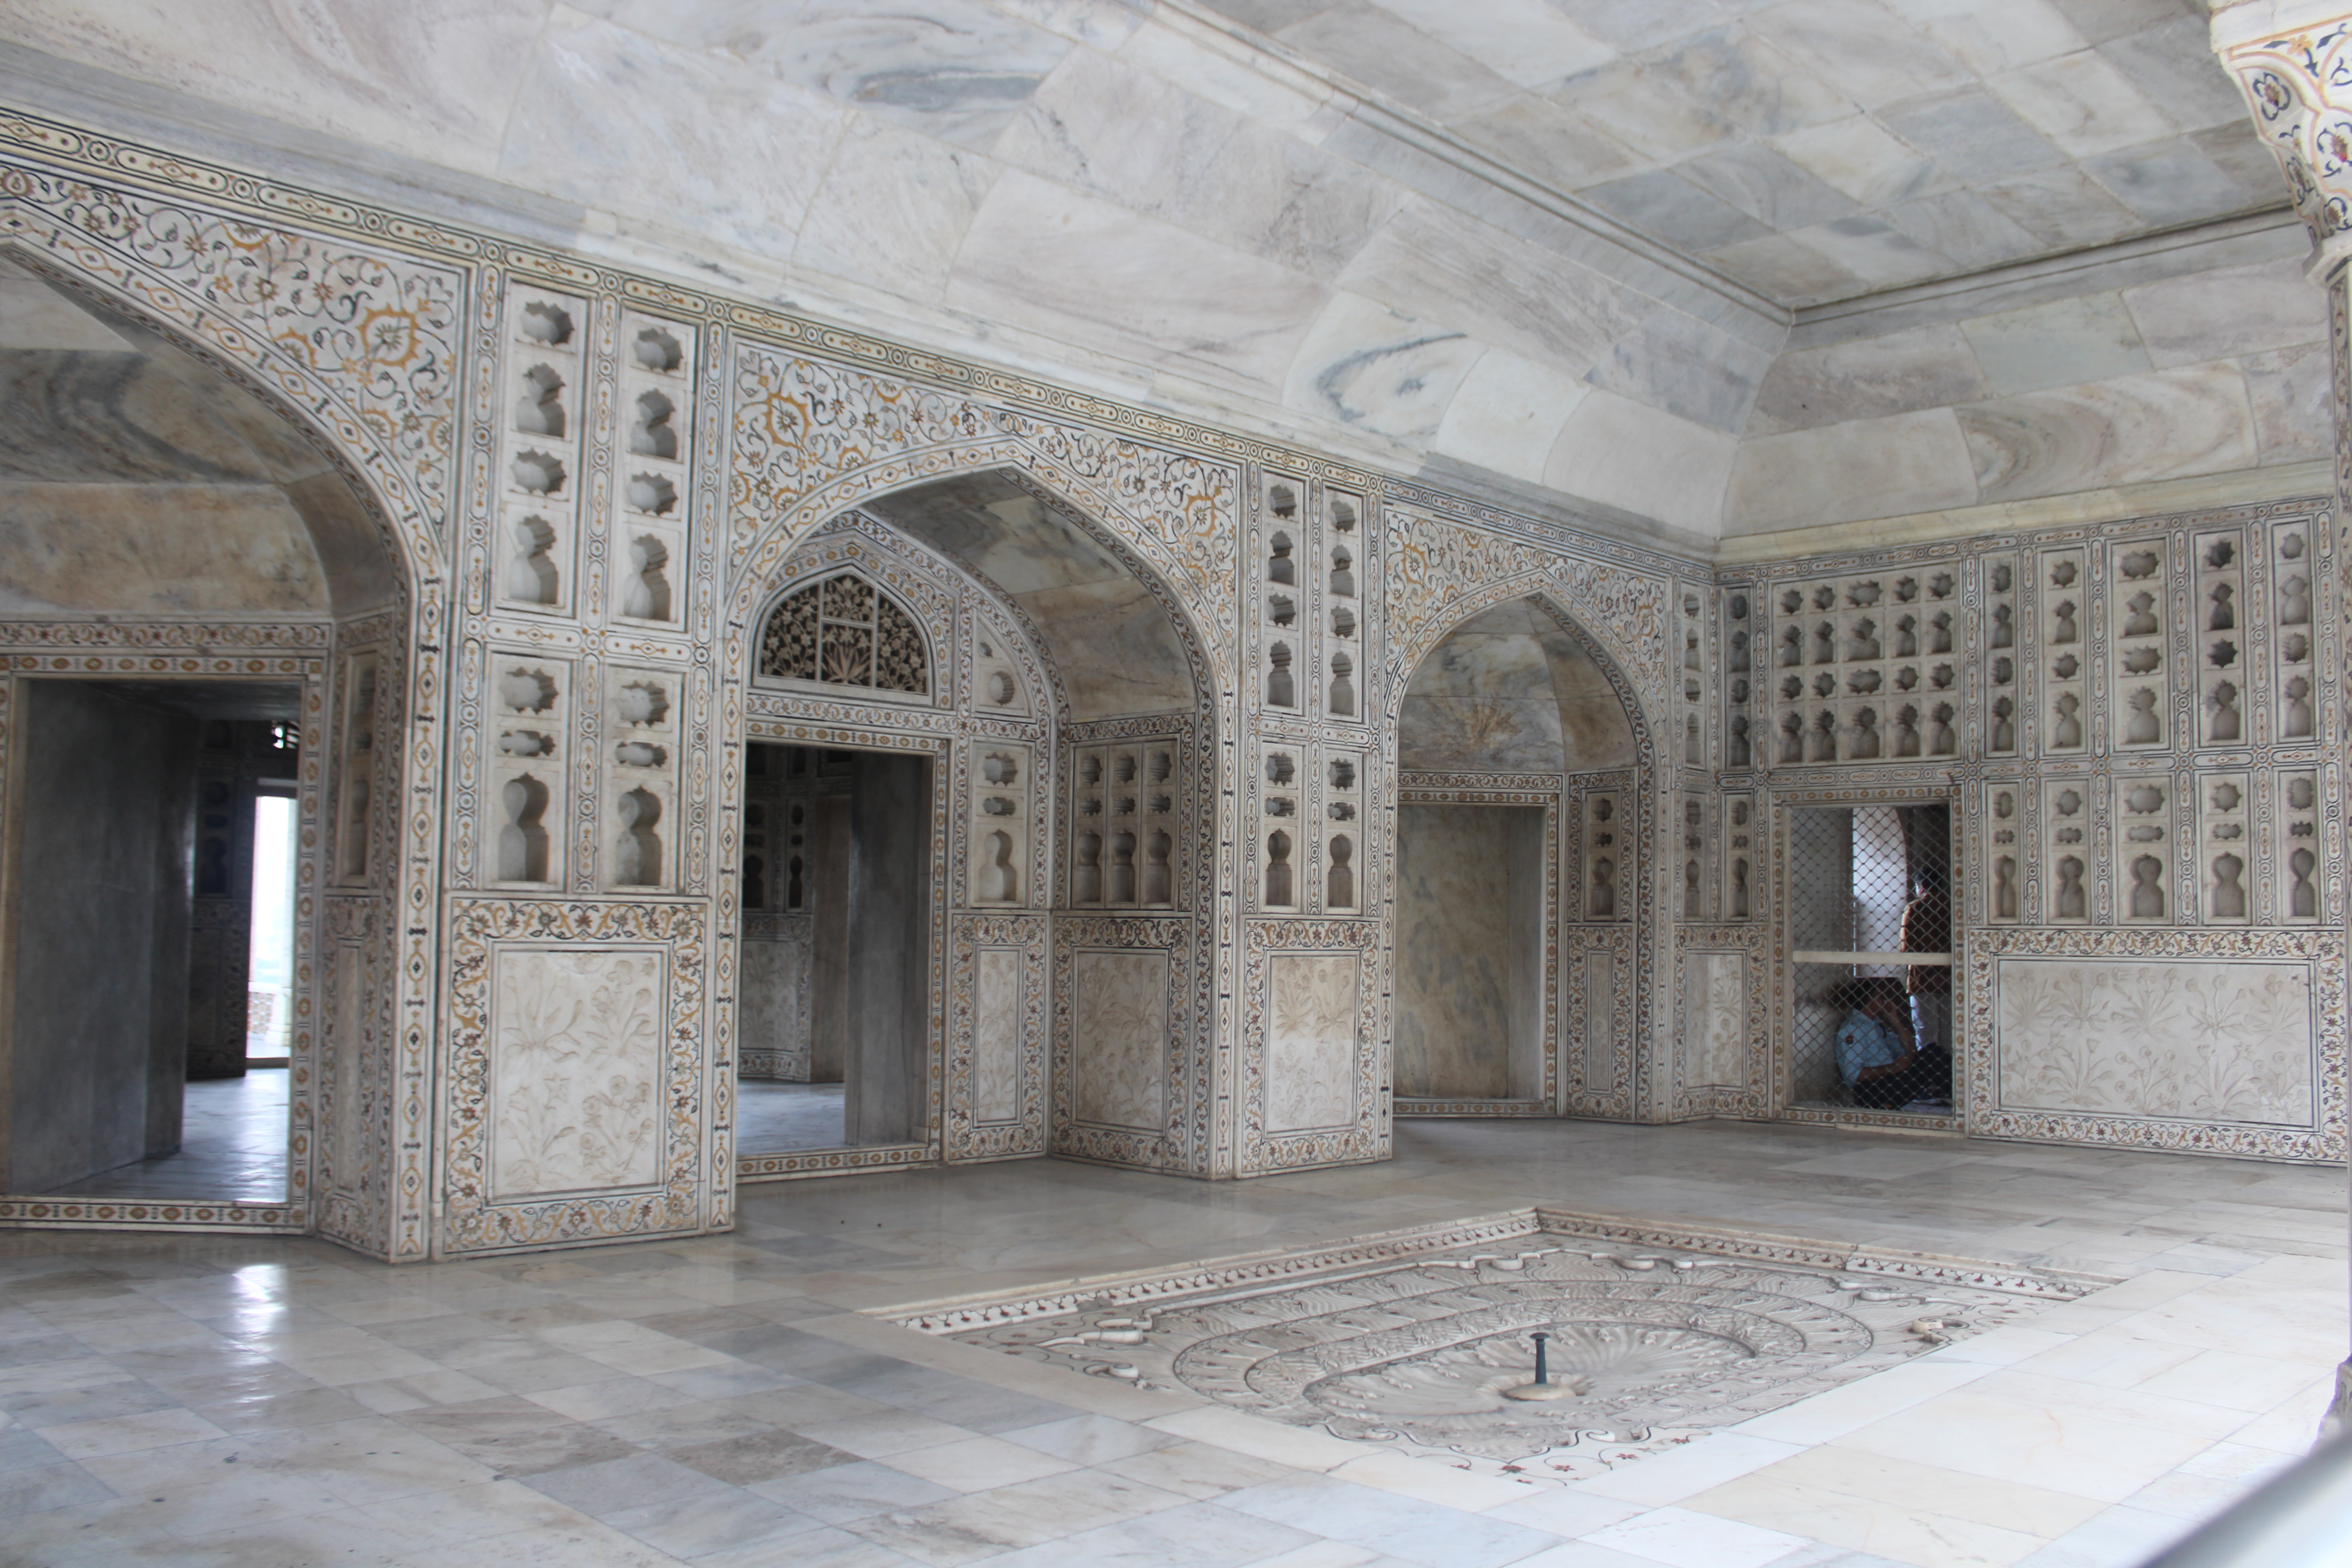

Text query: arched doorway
(728, 468), (1213, 1179)
(0, 256), (410, 1219)
(1392, 596), (1641, 1114)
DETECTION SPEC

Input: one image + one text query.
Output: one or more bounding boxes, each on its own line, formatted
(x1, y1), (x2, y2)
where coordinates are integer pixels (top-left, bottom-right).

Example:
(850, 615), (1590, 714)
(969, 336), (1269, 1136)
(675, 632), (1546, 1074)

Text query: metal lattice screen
(1786, 804), (1954, 1110)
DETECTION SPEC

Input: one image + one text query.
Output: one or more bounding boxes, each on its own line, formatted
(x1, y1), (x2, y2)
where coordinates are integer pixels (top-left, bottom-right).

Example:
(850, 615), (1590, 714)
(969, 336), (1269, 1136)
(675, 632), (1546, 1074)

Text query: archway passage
(1394, 599), (1635, 1111)
(734, 470), (1210, 1175)
(0, 259), (402, 1205)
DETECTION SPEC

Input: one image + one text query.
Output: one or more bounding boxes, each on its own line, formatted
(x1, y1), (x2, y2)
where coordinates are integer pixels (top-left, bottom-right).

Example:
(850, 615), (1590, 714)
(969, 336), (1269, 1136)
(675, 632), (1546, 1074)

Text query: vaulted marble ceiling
(0, 1), (2316, 544)
(0, 260), (396, 616)
(1201, 0), (2271, 307)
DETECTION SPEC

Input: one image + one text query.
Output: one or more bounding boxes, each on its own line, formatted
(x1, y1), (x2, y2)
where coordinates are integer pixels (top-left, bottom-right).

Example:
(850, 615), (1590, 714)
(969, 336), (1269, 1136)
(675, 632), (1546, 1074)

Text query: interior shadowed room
(0, 2), (2348, 1566)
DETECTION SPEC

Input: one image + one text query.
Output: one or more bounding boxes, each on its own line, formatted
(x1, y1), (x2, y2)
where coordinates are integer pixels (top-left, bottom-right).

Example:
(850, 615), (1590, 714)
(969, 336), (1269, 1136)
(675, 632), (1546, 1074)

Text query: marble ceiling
(1205, 0), (2273, 307)
(0, 261), (393, 617)
(0, 1), (2317, 544)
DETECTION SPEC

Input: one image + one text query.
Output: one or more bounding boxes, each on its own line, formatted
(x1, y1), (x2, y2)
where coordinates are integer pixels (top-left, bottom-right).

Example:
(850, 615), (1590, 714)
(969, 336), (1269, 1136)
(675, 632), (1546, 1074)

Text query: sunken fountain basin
(881, 1209), (2092, 1481)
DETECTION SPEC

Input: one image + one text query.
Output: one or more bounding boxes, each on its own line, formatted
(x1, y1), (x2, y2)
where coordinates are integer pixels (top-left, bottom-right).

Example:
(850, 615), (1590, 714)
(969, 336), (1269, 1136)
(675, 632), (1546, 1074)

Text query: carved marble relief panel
(1265, 952), (1362, 1134)
(1674, 926), (1771, 1121)
(1969, 933), (2343, 1161)
(1242, 920), (1385, 1171)
(1565, 928), (1636, 1119)
(488, 946), (667, 1201)
(443, 900), (710, 1254)
(947, 913), (1048, 1162)
(1063, 945), (1171, 1134)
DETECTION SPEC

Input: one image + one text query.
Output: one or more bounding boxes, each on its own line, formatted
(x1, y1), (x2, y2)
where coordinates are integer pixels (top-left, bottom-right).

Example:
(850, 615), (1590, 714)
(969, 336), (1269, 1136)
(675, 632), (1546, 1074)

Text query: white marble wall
(1068, 949), (1168, 1132)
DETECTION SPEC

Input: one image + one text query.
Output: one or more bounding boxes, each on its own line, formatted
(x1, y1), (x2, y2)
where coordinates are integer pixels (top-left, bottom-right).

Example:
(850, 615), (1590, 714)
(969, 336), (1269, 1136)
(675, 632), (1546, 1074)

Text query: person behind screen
(1900, 865), (1952, 1055)
(1834, 976), (1951, 1109)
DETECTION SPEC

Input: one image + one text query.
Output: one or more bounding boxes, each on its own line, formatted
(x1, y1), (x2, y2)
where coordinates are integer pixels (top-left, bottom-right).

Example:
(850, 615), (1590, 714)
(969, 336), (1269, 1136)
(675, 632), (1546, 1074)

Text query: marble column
(2213, 0), (2352, 1438)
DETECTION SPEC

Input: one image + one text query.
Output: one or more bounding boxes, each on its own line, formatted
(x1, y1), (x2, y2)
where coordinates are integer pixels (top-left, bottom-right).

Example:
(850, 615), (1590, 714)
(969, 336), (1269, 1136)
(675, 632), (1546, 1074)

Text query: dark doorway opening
(738, 742), (932, 1153)
(4, 678), (300, 1200)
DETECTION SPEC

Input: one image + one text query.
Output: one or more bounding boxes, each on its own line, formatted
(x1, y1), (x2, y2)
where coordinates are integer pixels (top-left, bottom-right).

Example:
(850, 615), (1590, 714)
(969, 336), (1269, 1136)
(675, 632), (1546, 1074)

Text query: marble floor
(738, 1082), (849, 1154)
(0, 1117), (2343, 1568)
(40, 1069), (289, 1203)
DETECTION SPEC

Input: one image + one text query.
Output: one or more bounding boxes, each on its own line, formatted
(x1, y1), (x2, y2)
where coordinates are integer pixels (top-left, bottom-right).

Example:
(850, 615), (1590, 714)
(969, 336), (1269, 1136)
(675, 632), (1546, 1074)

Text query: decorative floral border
(1240, 918), (1387, 1171)
(876, 1204), (2094, 1332)
(947, 912), (1049, 1161)
(441, 898), (711, 1253)
(1964, 925), (2346, 1162)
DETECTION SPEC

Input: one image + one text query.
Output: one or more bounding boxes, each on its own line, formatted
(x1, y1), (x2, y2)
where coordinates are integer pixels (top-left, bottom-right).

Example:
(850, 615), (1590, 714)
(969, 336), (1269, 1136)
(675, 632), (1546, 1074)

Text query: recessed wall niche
(1067, 740), (1179, 911)
(1761, 567), (1959, 766)
(2109, 539), (2169, 753)
(496, 284), (588, 615)
(610, 309), (697, 631)
(604, 671), (678, 891)
(487, 658), (567, 887)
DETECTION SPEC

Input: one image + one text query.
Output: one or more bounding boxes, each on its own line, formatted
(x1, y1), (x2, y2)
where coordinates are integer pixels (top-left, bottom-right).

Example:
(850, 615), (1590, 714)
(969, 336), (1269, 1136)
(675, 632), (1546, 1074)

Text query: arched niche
(726, 467), (1216, 1180)
(1392, 595), (1645, 1115)
(0, 254), (411, 1241)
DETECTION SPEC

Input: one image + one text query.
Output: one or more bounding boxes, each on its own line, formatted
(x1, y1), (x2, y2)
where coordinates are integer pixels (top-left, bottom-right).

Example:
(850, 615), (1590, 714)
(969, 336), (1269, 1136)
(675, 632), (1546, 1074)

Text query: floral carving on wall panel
(1673, 926), (1771, 1121)
(490, 948), (667, 1198)
(1051, 916), (1200, 1173)
(1966, 929), (2345, 1161)
(1241, 920), (1386, 1171)
(443, 900), (710, 1253)
(948, 913), (1049, 1162)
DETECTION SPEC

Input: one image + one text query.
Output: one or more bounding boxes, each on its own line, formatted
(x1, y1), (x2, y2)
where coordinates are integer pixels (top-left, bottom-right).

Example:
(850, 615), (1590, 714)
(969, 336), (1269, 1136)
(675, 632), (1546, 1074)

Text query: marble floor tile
(1577, 1504), (1809, 1568)
(747, 1456), (960, 1521)
(522, 1447), (737, 1519)
(1220, 1475), (1564, 1567)
(1575, 1434), (1808, 1506)
(998, 1412), (1175, 1465)
(885, 1433), (1081, 1491)
(0, 1119), (2341, 1566)
(667, 1426), (865, 1486)
(603, 1486), (829, 1556)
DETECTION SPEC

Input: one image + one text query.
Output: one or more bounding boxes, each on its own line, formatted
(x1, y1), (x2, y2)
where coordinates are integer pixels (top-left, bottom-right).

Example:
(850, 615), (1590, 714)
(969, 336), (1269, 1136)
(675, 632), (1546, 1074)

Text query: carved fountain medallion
(888, 1210), (2087, 1479)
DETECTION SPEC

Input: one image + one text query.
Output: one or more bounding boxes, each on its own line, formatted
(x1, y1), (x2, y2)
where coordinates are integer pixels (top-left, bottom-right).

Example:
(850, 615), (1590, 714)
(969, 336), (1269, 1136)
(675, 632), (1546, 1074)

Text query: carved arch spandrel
(1383, 510), (1673, 743)
(726, 348), (1240, 689)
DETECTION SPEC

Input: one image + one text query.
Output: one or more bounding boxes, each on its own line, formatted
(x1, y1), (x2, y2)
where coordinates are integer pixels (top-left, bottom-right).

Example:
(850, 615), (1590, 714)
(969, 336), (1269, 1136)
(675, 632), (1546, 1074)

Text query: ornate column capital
(2214, 1), (2352, 276)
